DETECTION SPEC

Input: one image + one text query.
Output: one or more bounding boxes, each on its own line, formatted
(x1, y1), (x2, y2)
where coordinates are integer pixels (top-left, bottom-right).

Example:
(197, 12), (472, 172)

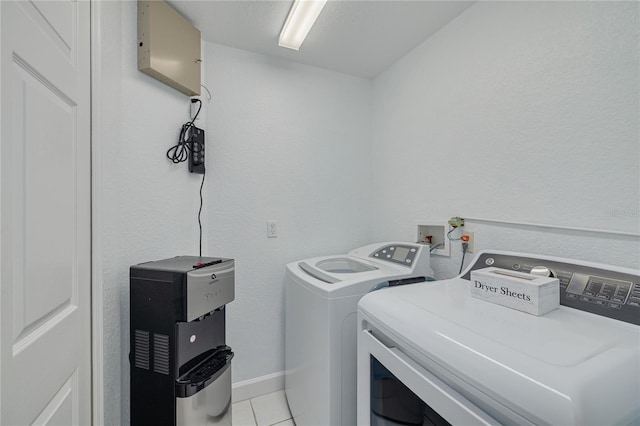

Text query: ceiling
(169, 0), (475, 79)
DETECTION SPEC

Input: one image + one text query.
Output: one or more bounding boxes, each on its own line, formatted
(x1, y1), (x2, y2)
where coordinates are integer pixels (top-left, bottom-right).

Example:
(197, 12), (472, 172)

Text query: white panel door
(0, 1), (91, 425)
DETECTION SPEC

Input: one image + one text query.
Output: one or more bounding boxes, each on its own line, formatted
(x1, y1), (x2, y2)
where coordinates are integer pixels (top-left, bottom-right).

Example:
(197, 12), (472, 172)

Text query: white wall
(202, 43), (373, 383)
(98, 2), (210, 424)
(96, 4), (372, 424)
(371, 1), (640, 277)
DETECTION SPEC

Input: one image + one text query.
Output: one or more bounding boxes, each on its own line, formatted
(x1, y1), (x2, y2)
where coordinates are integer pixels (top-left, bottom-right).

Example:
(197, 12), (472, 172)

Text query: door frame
(90, 1), (105, 424)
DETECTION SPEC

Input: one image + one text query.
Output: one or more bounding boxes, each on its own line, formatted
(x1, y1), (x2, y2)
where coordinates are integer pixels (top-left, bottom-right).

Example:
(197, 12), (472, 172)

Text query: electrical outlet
(462, 231), (474, 253)
(267, 221), (278, 238)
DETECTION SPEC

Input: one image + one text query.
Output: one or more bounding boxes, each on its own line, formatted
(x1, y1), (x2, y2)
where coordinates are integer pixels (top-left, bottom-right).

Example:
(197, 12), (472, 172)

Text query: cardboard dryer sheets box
(470, 267), (560, 316)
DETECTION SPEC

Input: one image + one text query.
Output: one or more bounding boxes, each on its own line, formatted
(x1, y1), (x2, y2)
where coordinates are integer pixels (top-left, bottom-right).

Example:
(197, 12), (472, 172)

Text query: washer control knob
(530, 266), (554, 277)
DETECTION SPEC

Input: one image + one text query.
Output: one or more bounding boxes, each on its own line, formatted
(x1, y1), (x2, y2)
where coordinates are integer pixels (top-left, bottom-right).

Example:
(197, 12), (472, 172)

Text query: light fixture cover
(278, 0), (328, 51)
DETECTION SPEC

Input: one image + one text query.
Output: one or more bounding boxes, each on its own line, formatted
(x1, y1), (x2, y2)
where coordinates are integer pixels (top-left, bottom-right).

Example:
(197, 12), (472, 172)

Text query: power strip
(188, 125), (205, 174)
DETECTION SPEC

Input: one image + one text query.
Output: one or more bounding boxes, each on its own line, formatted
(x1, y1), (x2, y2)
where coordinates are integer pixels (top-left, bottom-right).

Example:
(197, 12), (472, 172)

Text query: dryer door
(357, 328), (502, 426)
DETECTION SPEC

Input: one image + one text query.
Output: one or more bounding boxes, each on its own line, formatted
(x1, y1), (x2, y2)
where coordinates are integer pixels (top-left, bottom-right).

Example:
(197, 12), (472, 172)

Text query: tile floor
(232, 390), (295, 426)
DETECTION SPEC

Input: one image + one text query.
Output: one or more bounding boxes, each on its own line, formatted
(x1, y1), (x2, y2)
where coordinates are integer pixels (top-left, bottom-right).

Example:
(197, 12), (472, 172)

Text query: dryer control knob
(530, 266), (554, 277)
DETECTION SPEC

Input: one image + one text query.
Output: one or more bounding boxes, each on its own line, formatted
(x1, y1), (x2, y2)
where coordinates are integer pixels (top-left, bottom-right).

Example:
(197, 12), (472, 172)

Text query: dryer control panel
(370, 244), (419, 266)
(461, 252), (640, 325)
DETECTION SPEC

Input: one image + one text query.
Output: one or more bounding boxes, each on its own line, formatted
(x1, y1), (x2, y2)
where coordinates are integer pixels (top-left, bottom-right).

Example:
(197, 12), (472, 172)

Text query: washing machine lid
(298, 257), (378, 284)
(358, 278), (640, 425)
(290, 254), (409, 298)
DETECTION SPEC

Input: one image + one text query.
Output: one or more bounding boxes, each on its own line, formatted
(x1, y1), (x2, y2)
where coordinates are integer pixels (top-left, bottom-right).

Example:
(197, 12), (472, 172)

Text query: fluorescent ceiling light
(279, 0), (327, 51)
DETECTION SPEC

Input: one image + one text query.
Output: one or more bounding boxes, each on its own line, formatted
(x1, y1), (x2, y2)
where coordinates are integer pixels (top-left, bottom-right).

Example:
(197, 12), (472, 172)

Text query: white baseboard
(232, 371), (285, 403)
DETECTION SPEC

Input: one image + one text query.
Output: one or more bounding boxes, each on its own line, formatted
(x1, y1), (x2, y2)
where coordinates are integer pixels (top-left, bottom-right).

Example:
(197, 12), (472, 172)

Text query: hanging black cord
(198, 172), (205, 257)
(165, 98), (206, 256)
(166, 99), (203, 163)
(459, 242), (469, 274)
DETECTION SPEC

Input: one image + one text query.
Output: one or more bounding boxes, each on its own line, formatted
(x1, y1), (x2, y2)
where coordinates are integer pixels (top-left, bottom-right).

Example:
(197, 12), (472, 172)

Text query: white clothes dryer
(285, 242), (434, 426)
(357, 250), (640, 426)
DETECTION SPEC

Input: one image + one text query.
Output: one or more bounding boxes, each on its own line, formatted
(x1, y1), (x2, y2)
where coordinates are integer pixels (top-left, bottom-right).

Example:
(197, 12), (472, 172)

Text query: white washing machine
(284, 242), (434, 426)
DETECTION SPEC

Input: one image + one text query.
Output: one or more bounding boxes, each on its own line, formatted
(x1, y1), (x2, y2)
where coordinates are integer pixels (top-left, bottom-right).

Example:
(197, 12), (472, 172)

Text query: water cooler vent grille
(153, 333), (170, 375)
(134, 329), (150, 370)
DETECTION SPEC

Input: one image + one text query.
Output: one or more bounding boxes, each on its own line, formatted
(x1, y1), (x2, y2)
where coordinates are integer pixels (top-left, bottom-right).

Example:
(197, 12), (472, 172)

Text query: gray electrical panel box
(138, 0), (201, 96)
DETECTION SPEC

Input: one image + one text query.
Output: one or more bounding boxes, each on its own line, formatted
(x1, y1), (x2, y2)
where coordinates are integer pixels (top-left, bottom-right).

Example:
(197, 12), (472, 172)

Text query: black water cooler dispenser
(130, 256), (235, 425)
